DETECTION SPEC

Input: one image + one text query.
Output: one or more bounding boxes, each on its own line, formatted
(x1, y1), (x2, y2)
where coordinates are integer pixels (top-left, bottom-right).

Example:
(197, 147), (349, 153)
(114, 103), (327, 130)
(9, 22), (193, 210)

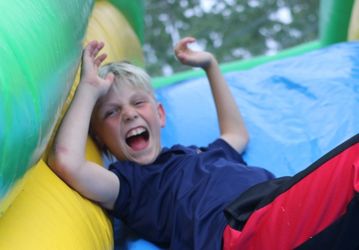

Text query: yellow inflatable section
(0, 1), (144, 249)
(349, 0), (359, 40)
(0, 140), (112, 249)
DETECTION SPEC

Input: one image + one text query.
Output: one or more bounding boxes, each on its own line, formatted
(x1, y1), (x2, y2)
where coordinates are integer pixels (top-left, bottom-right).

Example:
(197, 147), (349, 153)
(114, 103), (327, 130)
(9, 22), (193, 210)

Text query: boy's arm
(175, 37), (249, 153)
(48, 41), (119, 210)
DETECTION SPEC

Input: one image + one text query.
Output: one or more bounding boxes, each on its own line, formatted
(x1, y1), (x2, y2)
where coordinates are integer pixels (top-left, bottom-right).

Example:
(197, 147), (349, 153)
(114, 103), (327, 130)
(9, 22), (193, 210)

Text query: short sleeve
(107, 163), (131, 219)
(201, 138), (247, 165)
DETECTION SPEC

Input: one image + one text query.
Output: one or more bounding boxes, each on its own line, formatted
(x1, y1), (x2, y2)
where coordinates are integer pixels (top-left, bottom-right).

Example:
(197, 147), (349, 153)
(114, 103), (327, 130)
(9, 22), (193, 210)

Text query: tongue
(127, 136), (148, 151)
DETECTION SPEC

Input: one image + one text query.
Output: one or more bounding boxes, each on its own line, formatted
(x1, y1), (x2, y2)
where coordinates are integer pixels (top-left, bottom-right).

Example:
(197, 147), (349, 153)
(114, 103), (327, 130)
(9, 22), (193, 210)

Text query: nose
(122, 105), (138, 122)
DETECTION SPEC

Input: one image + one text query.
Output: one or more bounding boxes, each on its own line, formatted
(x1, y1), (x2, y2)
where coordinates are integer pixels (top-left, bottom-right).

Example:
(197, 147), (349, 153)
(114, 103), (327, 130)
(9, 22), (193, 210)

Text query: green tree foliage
(144, 0), (319, 76)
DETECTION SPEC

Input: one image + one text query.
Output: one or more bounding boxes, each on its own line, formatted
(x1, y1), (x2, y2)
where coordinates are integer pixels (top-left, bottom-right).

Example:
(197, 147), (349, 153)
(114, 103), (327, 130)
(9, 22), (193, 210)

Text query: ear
(89, 118), (105, 149)
(157, 103), (166, 128)
(89, 129), (105, 149)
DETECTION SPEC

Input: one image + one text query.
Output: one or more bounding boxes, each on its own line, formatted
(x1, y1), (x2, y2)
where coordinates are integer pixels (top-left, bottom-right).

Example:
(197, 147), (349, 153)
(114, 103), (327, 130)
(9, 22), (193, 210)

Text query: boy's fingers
(94, 53), (107, 67)
(85, 40), (98, 54)
(97, 41), (105, 51)
(182, 37), (196, 44)
(175, 37), (194, 49)
(93, 42), (105, 57)
(85, 40), (105, 58)
(180, 37), (196, 49)
(175, 37), (196, 58)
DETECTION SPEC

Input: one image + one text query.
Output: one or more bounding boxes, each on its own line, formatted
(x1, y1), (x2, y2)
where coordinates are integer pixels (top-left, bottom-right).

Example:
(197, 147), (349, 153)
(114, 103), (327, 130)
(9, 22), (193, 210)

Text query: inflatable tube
(0, 0), (93, 215)
(108, 0), (145, 43)
(0, 1), (144, 249)
(84, 1), (144, 66)
(0, 139), (113, 250)
(348, 0), (359, 40)
(320, 0), (355, 45)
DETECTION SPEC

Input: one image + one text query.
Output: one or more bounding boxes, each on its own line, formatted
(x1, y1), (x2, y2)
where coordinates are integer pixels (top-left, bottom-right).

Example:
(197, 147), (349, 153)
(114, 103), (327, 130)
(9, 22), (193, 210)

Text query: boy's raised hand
(80, 40), (114, 97)
(175, 37), (215, 70)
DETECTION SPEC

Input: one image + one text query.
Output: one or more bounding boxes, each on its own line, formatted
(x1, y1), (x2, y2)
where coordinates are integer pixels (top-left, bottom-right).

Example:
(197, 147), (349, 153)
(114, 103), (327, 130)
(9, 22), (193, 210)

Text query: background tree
(143, 0), (319, 76)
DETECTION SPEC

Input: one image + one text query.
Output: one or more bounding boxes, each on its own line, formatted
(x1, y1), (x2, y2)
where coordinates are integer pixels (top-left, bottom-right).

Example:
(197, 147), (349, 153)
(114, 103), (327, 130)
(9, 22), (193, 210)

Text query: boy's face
(91, 83), (165, 165)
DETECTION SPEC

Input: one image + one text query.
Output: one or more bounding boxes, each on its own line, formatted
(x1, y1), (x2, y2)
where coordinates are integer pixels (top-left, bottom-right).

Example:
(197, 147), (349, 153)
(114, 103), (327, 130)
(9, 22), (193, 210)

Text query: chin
(131, 152), (158, 165)
(134, 157), (155, 165)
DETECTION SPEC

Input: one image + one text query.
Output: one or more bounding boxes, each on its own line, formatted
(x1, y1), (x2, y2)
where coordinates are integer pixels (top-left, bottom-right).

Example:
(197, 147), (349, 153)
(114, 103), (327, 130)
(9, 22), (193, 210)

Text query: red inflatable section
(223, 135), (359, 250)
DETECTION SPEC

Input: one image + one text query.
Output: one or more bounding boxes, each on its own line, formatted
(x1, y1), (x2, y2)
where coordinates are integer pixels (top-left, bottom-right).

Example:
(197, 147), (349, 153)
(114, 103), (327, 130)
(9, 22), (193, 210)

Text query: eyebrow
(99, 103), (121, 112)
(131, 92), (150, 100)
(96, 89), (152, 111)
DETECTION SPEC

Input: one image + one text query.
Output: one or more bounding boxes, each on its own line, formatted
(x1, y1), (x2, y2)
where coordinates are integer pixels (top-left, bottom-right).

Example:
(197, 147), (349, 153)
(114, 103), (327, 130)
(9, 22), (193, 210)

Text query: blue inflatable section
(158, 41), (359, 177)
(117, 42), (359, 249)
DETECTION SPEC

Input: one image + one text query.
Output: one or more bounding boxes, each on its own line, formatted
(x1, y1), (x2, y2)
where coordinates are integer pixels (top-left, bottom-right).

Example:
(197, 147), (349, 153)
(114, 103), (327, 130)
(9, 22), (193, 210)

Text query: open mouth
(125, 127), (150, 151)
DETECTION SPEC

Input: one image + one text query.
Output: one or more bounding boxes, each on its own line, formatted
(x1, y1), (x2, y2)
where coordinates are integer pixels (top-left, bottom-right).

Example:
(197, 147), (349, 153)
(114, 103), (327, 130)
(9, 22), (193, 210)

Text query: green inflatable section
(0, 0), (93, 198)
(109, 0), (145, 43)
(320, 0), (355, 45)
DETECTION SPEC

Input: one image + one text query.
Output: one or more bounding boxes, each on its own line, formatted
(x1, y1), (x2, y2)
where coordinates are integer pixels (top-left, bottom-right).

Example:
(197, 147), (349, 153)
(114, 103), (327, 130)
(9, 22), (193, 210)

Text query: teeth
(127, 127), (146, 138)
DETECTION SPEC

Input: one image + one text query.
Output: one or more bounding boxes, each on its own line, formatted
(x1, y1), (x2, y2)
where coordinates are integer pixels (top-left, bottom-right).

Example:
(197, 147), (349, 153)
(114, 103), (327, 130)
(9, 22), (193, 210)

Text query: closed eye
(131, 92), (150, 107)
(104, 108), (120, 118)
(134, 100), (147, 107)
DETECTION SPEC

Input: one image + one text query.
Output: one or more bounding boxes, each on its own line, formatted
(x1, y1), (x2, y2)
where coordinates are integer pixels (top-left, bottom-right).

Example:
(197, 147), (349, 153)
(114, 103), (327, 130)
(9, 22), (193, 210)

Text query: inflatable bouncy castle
(0, 0), (358, 249)
(0, 1), (143, 248)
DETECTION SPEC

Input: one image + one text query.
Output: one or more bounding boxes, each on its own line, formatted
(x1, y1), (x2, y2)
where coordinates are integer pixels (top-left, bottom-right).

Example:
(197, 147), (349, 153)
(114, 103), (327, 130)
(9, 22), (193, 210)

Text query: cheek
(107, 120), (122, 137)
(99, 118), (121, 138)
(105, 117), (118, 127)
(143, 111), (160, 127)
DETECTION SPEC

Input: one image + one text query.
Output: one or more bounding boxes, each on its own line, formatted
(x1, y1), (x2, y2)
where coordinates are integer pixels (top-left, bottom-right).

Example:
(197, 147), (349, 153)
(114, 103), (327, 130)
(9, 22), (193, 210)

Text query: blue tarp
(158, 41), (359, 177)
(118, 41), (359, 249)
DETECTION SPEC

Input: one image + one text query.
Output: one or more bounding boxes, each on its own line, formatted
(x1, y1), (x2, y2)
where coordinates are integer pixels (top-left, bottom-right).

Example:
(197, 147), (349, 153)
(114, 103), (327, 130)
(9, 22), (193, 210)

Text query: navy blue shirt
(109, 139), (274, 249)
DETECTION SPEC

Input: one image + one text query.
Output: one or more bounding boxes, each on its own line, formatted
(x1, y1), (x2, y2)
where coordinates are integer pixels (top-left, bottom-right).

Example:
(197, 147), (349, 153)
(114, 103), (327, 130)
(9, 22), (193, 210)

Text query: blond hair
(99, 61), (155, 98)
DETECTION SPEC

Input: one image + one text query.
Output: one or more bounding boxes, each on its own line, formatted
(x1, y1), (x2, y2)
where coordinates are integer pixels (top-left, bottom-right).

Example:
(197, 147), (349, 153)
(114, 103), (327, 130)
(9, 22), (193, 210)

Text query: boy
(49, 37), (274, 249)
